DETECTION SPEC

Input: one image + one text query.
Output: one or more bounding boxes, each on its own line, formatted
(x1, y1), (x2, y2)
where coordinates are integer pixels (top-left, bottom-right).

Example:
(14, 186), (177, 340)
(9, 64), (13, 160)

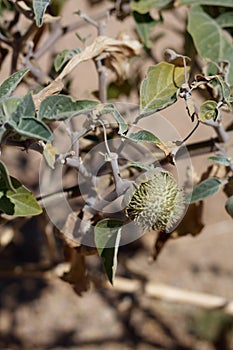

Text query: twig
(13, 0), (34, 20)
(34, 10), (111, 60)
(176, 120), (200, 146)
(99, 119), (131, 194)
(107, 277), (233, 315)
(202, 118), (233, 172)
(0, 32), (12, 46)
(11, 21), (37, 72)
(203, 119), (229, 144)
(76, 9), (109, 103)
(75, 10), (100, 30)
(23, 41), (51, 84)
(96, 58), (107, 103)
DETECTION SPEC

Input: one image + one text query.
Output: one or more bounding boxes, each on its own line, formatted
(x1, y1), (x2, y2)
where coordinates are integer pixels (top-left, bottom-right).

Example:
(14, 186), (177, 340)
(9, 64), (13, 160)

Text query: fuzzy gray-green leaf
(216, 12), (233, 28)
(186, 177), (223, 204)
(33, 0), (50, 27)
(208, 156), (232, 167)
(97, 104), (128, 135)
(176, 0), (233, 6)
(5, 177), (42, 216)
(225, 195), (233, 218)
(38, 95), (99, 121)
(131, 0), (171, 14)
(11, 93), (35, 124)
(0, 69), (29, 103)
(140, 62), (186, 117)
(128, 130), (161, 144)
(94, 219), (123, 284)
(0, 160), (16, 192)
(16, 117), (53, 141)
(188, 5), (233, 84)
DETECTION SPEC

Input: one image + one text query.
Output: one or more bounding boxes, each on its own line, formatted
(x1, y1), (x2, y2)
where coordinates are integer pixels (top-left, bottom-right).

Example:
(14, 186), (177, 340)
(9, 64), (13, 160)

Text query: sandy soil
(0, 1), (233, 349)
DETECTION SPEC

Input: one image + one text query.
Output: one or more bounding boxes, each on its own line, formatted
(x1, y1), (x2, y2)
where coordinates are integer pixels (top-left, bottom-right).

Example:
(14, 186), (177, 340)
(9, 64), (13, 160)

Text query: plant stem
(34, 10), (110, 60)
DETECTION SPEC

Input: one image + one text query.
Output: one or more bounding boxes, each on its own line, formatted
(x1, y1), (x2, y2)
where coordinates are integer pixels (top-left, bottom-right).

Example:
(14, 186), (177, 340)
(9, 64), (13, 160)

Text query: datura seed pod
(123, 169), (185, 233)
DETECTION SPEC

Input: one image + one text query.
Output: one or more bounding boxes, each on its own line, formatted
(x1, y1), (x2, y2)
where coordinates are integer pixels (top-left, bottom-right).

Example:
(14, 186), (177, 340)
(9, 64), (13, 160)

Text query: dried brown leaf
(57, 35), (142, 81)
(61, 248), (90, 296)
(164, 48), (191, 67)
(224, 177), (233, 197)
(152, 230), (171, 261)
(151, 201), (204, 261)
(33, 79), (64, 109)
(172, 202), (204, 238)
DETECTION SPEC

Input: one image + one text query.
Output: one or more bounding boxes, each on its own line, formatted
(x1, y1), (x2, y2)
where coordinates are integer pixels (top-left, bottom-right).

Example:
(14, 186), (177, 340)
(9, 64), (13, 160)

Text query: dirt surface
(0, 1), (233, 350)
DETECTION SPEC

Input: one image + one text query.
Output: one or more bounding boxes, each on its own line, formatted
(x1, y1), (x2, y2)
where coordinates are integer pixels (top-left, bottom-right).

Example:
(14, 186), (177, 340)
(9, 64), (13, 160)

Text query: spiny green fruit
(123, 169), (185, 233)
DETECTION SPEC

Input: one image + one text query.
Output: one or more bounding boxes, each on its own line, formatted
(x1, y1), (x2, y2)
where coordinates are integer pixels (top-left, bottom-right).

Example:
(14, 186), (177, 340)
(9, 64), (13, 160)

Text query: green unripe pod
(123, 169), (185, 233)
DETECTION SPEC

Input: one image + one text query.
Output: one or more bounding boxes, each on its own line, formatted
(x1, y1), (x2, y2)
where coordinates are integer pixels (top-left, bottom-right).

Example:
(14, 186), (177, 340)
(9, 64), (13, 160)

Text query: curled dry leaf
(152, 230), (171, 261)
(172, 202), (204, 237)
(61, 247), (91, 296)
(152, 202), (204, 260)
(164, 48), (191, 67)
(33, 35), (141, 108)
(57, 34), (142, 82)
(33, 80), (64, 110)
(224, 177), (233, 198)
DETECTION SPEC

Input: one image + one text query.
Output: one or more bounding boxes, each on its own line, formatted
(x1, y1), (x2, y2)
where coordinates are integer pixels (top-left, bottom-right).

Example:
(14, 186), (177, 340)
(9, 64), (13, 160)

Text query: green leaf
(1, 97), (22, 125)
(16, 117), (53, 141)
(9, 93), (36, 125)
(187, 5), (233, 84)
(5, 177), (42, 216)
(38, 95), (99, 121)
(131, 0), (172, 14)
(128, 130), (161, 144)
(213, 75), (233, 109)
(0, 126), (6, 142)
(186, 177), (223, 203)
(225, 195), (233, 218)
(95, 219), (123, 284)
(0, 160), (16, 192)
(140, 62), (186, 117)
(98, 104), (128, 135)
(0, 169), (42, 217)
(0, 69), (29, 103)
(0, 194), (15, 215)
(133, 11), (161, 48)
(43, 143), (56, 169)
(0, 94), (49, 141)
(216, 12), (233, 28)
(198, 100), (219, 122)
(176, 0), (233, 6)
(54, 48), (82, 72)
(33, 0), (50, 27)
(208, 156), (232, 166)
(15, 93), (35, 118)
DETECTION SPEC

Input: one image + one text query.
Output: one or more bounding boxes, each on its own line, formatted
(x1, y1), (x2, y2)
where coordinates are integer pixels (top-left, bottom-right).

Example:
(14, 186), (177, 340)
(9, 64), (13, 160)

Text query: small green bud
(123, 169), (185, 233)
(198, 100), (219, 122)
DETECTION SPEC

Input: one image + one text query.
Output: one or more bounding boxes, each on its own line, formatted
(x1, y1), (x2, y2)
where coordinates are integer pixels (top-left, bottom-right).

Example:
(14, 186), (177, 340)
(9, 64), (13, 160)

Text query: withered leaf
(57, 35), (142, 82)
(172, 202), (204, 237)
(61, 248), (90, 296)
